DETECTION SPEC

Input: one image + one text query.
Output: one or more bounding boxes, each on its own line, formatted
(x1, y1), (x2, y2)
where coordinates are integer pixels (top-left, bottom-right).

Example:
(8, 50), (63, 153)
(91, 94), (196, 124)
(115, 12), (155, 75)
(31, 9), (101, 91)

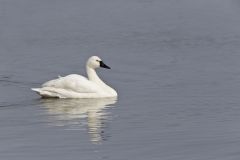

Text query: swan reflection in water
(39, 98), (117, 144)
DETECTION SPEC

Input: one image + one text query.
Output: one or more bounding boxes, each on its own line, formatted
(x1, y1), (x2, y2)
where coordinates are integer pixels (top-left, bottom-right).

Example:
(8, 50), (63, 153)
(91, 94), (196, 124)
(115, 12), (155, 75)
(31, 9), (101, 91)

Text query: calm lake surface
(1, 0), (240, 159)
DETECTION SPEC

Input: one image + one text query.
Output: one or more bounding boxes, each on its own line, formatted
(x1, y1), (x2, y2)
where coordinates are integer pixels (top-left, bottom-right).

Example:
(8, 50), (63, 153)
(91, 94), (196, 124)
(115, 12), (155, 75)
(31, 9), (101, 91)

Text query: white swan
(32, 56), (118, 98)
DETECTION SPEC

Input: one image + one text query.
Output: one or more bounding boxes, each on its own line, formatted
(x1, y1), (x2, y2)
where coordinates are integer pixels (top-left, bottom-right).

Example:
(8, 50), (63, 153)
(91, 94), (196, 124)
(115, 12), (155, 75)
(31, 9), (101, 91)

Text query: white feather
(32, 56), (117, 98)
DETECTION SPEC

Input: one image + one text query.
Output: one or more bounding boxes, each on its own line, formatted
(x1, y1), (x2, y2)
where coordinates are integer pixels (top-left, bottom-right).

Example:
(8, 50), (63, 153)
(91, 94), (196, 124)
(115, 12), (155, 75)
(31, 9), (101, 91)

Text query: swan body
(32, 56), (117, 98)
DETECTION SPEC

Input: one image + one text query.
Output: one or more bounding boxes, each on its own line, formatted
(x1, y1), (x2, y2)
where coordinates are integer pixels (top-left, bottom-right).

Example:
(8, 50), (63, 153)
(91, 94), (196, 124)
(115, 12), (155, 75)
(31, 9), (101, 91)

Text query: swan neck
(86, 67), (105, 85)
(86, 66), (118, 97)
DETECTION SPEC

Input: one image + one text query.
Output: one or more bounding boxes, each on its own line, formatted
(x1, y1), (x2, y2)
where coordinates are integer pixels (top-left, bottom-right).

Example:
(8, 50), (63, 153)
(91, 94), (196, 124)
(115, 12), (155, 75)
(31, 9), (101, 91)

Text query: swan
(32, 56), (118, 98)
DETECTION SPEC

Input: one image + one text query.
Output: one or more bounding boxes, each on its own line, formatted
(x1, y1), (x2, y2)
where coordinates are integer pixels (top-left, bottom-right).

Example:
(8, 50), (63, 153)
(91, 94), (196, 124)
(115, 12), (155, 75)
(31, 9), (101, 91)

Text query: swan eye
(96, 60), (100, 62)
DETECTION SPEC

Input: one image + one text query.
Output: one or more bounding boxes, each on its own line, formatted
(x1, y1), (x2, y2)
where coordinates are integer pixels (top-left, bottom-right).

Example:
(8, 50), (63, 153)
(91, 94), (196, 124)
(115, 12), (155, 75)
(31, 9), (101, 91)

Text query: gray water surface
(1, 0), (240, 159)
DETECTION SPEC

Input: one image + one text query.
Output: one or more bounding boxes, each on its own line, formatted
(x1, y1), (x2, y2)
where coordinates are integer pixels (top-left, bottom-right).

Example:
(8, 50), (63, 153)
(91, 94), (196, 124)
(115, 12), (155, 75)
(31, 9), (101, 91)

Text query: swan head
(87, 56), (111, 69)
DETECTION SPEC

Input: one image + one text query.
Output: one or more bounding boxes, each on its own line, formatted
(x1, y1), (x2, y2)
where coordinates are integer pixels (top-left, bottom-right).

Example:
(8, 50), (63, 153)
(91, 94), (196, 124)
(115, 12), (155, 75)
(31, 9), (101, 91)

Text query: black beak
(100, 61), (111, 69)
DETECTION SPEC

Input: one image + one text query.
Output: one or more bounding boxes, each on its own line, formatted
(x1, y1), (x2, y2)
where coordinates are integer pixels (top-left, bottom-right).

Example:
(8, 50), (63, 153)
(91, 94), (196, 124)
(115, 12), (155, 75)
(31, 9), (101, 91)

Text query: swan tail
(31, 88), (62, 98)
(31, 88), (41, 92)
(32, 87), (100, 98)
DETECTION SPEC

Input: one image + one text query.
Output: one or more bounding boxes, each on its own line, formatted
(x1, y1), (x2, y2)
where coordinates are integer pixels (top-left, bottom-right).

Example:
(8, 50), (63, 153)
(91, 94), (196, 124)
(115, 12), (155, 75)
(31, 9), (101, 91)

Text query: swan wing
(42, 74), (99, 93)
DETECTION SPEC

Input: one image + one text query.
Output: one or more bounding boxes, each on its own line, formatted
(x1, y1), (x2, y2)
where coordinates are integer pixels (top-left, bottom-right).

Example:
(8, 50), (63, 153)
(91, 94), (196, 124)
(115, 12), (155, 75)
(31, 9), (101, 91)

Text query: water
(1, 0), (240, 159)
